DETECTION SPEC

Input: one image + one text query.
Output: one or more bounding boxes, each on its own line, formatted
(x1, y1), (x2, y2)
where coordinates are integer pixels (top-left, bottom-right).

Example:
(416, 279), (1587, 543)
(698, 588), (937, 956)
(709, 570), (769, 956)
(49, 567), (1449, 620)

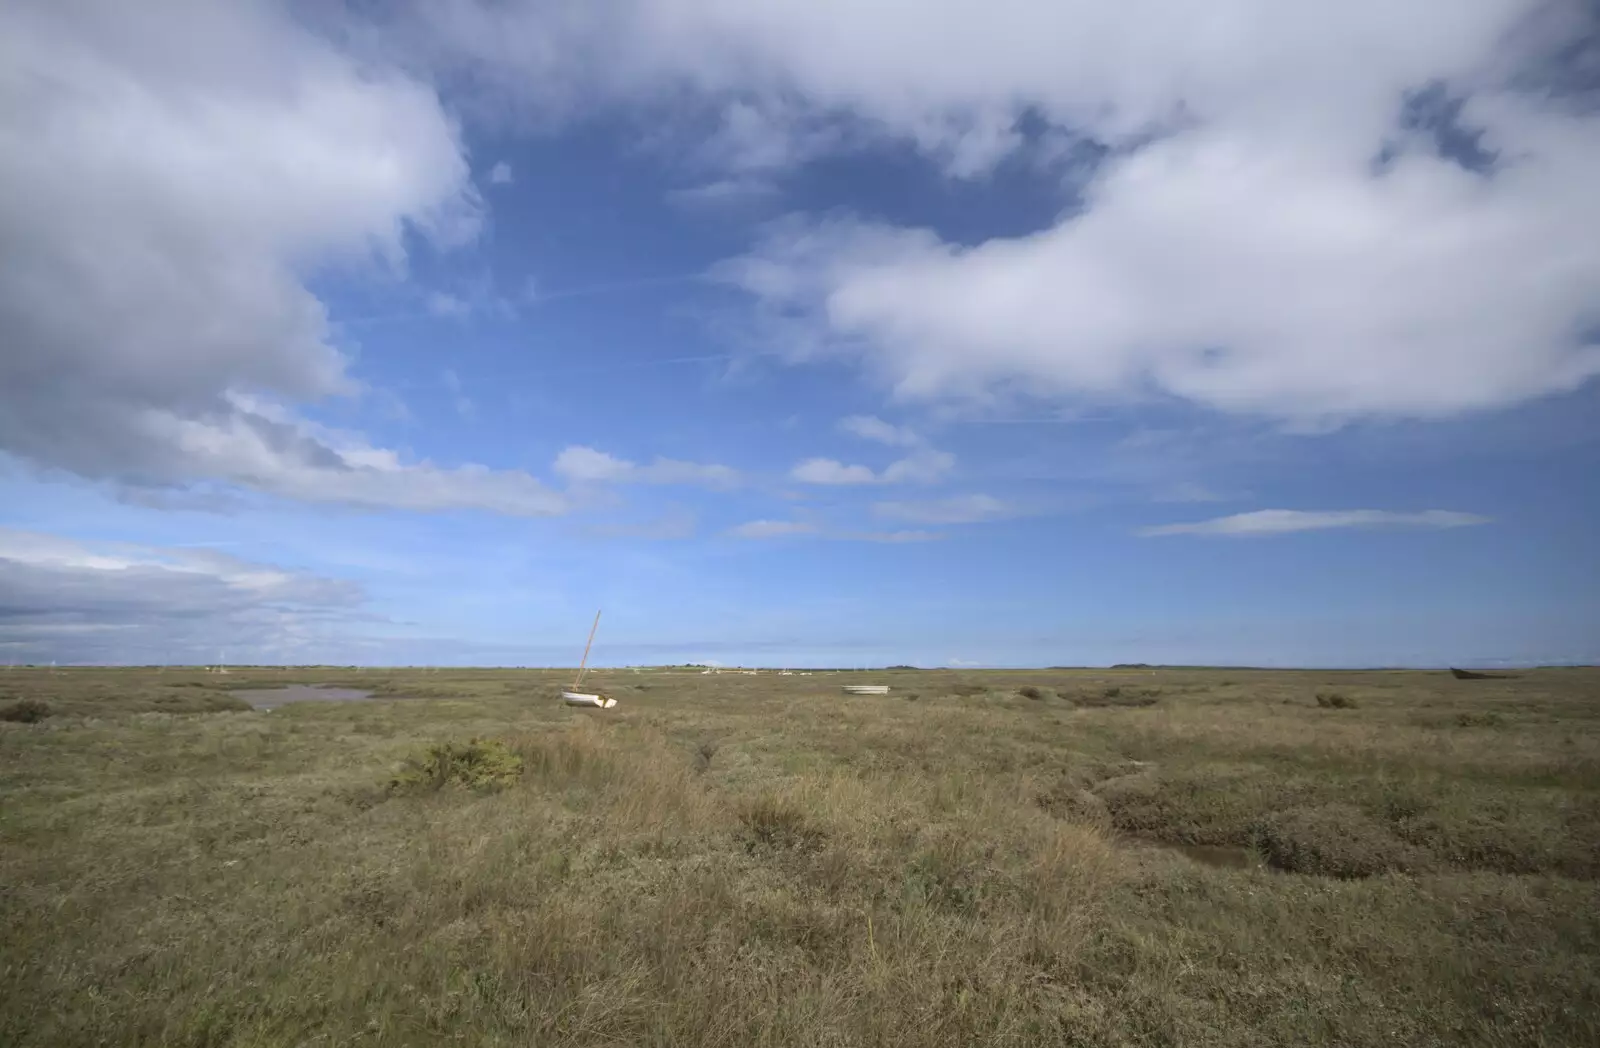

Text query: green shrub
(0, 698), (52, 723)
(388, 738), (523, 794)
(1315, 691), (1356, 709)
(1018, 685), (1045, 701)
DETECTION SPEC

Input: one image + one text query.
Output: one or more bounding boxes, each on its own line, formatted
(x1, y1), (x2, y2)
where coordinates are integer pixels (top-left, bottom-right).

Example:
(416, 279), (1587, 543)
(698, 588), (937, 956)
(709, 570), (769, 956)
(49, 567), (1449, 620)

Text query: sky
(1, 0), (1598, 669)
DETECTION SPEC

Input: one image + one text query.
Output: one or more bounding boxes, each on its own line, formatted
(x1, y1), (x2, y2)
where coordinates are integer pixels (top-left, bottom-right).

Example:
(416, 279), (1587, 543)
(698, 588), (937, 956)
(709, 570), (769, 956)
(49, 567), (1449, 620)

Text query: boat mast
(572, 609), (602, 690)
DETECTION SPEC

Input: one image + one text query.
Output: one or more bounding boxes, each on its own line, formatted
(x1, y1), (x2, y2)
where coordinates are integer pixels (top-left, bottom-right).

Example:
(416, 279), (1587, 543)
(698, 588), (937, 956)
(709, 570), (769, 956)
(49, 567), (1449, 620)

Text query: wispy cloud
(666, 177), (778, 208)
(839, 415), (921, 448)
(427, 292), (472, 318)
(725, 521), (943, 543)
(1138, 509), (1491, 538)
(841, 529), (944, 543)
(790, 448), (954, 485)
(441, 368), (475, 420)
(554, 446), (739, 488)
(791, 458), (877, 485)
(872, 494), (1015, 525)
(727, 519), (819, 539)
(587, 506), (697, 540)
(488, 160), (513, 185)
(1152, 481), (1228, 504)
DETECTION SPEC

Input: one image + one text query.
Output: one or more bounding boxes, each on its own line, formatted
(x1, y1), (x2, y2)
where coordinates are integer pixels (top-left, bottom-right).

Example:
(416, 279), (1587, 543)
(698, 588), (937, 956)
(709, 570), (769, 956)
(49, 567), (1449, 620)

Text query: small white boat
(561, 610), (617, 709)
(562, 691), (617, 709)
(842, 684), (890, 695)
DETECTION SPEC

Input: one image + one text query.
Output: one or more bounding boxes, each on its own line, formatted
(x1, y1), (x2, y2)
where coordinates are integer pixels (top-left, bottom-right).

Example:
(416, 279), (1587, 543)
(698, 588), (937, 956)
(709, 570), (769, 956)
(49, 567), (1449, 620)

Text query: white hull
(842, 684), (890, 695)
(562, 691), (617, 708)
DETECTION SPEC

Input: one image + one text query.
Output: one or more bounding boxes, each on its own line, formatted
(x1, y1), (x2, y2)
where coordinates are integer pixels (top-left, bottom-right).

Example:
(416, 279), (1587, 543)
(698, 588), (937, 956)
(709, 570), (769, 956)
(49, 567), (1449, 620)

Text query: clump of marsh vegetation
(388, 737), (523, 794)
(737, 794), (826, 853)
(1068, 684), (1161, 708)
(1454, 711), (1506, 728)
(1251, 805), (1431, 878)
(0, 698), (53, 723)
(693, 737), (720, 773)
(1315, 691), (1357, 709)
(1018, 685), (1046, 701)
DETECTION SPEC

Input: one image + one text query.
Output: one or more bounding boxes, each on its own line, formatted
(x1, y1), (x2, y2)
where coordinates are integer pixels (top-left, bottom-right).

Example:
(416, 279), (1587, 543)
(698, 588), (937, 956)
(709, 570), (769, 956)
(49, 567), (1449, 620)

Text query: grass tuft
(737, 793), (827, 853)
(1315, 691), (1357, 709)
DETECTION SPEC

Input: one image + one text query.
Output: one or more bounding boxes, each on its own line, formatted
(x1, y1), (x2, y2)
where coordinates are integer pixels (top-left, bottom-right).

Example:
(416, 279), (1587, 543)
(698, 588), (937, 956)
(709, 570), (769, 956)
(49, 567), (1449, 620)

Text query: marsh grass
(1, 665), (1597, 1046)
(0, 697), (52, 722)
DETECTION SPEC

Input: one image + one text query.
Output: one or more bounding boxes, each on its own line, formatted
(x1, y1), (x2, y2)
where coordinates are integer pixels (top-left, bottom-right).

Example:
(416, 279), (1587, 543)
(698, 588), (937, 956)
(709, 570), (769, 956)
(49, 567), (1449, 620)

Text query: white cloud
(839, 415), (920, 447)
(1138, 509), (1491, 537)
(880, 449), (956, 483)
(488, 160), (514, 184)
(553, 445), (740, 487)
(666, 177), (780, 208)
(872, 493), (1014, 525)
(0, 1), (539, 513)
(441, 369), (476, 420)
(395, 0), (1600, 425)
(790, 458), (879, 485)
(428, 292), (472, 317)
(553, 446), (634, 483)
(845, 530), (944, 543)
(124, 396), (566, 515)
(727, 519), (819, 539)
(790, 448), (954, 485)
(0, 527), (368, 663)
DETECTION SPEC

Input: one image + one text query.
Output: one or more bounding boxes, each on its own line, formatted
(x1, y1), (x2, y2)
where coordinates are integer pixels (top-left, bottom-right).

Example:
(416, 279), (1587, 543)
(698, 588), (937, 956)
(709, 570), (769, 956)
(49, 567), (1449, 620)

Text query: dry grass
(1, 665), (1598, 1046)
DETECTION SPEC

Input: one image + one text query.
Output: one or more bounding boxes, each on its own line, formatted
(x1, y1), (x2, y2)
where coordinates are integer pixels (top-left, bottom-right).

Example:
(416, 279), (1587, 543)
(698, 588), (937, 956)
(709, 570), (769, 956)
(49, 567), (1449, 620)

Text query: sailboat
(562, 610), (617, 708)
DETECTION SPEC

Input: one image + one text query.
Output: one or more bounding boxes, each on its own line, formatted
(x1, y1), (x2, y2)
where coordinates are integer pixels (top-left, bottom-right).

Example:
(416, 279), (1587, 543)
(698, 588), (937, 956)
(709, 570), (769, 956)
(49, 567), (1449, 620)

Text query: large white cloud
(406, 0), (1600, 423)
(0, 0), (566, 515)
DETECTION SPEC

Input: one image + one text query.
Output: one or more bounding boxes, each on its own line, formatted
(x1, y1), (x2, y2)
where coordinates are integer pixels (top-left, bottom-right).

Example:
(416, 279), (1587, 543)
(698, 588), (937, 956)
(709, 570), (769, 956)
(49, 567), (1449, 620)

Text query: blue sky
(1, 0), (1597, 668)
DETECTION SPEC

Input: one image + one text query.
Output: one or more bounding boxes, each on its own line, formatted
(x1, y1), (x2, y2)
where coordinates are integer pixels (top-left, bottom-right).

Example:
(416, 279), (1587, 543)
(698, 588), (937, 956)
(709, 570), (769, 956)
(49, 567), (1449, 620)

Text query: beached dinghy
(561, 610), (617, 708)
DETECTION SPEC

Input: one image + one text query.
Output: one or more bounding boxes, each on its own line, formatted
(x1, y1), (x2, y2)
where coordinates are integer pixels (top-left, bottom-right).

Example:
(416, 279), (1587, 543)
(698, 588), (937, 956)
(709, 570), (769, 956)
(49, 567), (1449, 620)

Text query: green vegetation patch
(388, 737), (524, 794)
